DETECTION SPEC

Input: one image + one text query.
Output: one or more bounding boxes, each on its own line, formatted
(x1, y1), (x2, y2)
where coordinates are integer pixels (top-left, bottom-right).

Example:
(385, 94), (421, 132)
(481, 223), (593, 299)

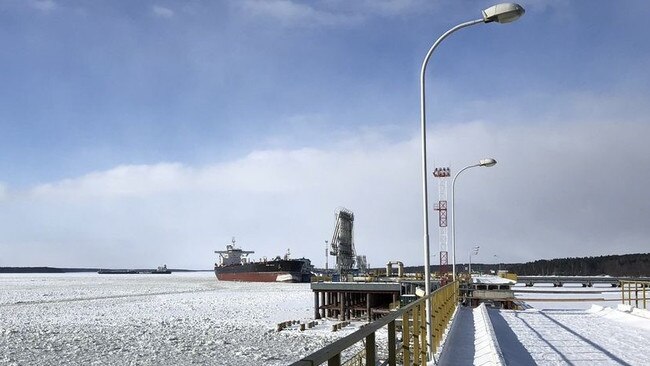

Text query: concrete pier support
(314, 291), (321, 319)
(319, 291), (325, 318)
(310, 282), (403, 322)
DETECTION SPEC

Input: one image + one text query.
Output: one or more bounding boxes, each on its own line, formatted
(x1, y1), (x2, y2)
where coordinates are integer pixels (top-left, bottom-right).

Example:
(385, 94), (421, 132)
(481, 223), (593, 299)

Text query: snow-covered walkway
(440, 305), (650, 365)
(490, 307), (650, 365)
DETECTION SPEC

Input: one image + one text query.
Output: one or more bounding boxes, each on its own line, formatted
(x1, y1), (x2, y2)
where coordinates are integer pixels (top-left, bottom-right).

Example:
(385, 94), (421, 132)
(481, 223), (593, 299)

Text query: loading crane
(329, 207), (356, 277)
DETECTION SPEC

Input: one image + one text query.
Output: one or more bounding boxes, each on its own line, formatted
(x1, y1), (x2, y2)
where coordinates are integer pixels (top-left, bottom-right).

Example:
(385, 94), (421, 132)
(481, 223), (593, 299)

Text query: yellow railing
(290, 281), (459, 366)
(402, 281), (457, 365)
(621, 280), (649, 310)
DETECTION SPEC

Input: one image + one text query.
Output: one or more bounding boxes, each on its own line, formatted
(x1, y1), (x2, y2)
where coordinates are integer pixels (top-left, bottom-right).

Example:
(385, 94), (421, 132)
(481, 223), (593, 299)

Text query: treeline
(503, 253), (650, 277)
(0, 267), (72, 273)
(393, 253), (650, 277)
(0, 267), (209, 273)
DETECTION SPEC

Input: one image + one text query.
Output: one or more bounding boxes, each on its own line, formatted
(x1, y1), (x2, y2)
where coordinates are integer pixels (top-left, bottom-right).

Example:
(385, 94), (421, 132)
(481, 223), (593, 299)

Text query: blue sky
(1, 0), (649, 269)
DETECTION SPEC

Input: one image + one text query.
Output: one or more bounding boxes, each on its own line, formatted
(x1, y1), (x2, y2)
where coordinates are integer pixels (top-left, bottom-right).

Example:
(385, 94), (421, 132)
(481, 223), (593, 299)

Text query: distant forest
(0, 267), (206, 273)
(399, 253), (650, 277)
(502, 253), (650, 277)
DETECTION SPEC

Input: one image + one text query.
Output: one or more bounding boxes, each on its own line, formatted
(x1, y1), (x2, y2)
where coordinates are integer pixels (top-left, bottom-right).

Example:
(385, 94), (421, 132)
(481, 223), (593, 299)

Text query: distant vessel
(150, 265), (171, 274)
(214, 238), (312, 283)
(97, 269), (139, 274)
(97, 265), (171, 274)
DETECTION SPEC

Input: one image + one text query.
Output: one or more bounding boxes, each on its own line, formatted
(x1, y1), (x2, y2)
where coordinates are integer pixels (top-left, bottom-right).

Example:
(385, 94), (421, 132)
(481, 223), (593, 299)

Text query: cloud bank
(1, 118), (648, 269)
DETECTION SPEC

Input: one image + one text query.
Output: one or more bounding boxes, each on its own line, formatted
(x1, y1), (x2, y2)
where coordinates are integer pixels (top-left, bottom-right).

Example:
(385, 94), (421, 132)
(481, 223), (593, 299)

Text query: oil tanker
(214, 239), (312, 283)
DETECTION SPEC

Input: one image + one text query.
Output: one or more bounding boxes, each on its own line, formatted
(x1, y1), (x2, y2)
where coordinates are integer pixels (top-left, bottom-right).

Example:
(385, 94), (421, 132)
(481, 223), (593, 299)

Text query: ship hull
(214, 260), (311, 283)
(216, 271), (304, 282)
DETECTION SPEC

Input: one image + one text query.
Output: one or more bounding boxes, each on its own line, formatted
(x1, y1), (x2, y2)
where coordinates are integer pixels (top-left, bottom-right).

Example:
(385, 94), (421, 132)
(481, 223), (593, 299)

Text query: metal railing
(290, 281), (459, 366)
(621, 280), (649, 310)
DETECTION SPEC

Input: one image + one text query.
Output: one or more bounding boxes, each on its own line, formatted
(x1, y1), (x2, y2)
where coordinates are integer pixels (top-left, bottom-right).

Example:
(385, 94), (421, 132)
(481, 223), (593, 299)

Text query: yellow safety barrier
(621, 280), (649, 310)
(291, 281), (460, 366)
(499, 272), (518, 282)
(398, 282), (459, 365)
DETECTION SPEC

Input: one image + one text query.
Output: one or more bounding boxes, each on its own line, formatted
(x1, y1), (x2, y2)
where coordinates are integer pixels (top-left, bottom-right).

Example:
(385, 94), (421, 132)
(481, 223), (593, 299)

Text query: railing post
(328, 353), (341, 366)
(413, 304), (420, 366)
(402, 311), (410, 366)
(388, 320), (396, 366)
(621, 282), (624, 305)
(420, 299), (427, 363)
(365, 332), (376, 366)
(431, 291), (437, 352)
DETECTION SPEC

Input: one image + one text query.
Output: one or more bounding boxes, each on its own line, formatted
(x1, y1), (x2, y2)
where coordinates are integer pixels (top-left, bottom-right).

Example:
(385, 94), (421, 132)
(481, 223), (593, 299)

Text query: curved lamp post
(451, 158), (497, 281)
(419, 3), (523, 358)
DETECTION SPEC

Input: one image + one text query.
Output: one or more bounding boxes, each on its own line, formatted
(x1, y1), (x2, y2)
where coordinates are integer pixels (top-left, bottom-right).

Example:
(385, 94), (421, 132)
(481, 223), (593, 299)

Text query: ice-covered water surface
(0, 272), (355, 365)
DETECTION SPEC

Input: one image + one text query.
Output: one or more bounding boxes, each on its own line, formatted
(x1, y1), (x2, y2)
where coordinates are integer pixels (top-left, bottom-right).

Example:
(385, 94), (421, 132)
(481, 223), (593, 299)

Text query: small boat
(97, 265), (171, 274)
(150, 265), (172, 274)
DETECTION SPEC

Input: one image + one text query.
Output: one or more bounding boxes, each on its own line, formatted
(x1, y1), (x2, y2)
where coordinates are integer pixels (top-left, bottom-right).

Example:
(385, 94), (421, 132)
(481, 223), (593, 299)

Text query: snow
(438, 304), (505, 366)
(472, 276), (516, 285)
(490, 307), (650, 365)
(0, 272), (360, 365)
(473, 304), (506, 366)
(438, 280), (650, 365)
(4, 272), (648, 365)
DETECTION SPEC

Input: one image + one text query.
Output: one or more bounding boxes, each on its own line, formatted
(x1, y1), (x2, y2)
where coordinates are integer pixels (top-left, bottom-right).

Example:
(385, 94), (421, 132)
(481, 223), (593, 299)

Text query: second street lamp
(419, 3), (524, 357)
(469, 245), (480, 275)
(451, 158), (497, 281)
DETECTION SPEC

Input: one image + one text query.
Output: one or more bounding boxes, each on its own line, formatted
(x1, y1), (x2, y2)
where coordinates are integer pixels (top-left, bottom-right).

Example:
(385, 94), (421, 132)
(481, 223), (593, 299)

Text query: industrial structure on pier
(328, 207), (367, 278)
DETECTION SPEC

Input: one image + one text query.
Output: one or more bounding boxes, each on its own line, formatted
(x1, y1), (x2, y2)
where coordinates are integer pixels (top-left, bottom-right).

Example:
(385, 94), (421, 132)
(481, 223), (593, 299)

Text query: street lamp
(451, 158), (497, 281)
(494, 254), (501, 271)
(469, 245), (480, 275)
(419, 3), (523, 358)
(325, 240), (329, 271)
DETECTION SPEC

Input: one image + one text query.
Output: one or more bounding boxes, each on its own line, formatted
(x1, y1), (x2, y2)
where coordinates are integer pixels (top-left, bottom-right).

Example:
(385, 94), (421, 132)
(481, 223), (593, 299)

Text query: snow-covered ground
(4, 273), (647, 365)
(0, 272), (358, 365)
(439, 276), (650, 365)
(490, 306), (650, 365)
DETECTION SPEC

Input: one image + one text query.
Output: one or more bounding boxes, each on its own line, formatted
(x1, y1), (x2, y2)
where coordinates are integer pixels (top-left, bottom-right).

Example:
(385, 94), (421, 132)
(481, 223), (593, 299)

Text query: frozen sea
(0, 272), (357, 366)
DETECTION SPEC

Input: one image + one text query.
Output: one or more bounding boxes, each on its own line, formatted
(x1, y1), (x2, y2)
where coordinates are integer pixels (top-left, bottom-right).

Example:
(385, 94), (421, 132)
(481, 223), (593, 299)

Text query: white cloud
(30, 0), (56, 12)
(1, 117), (649, 269)
(152, 5), (174, 19)
(239, 0), (361, 27)
(356, 0), (430, 17)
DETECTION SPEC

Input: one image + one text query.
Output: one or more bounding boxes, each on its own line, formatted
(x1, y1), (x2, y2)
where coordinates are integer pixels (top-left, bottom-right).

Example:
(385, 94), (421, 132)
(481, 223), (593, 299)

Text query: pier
(293, 277), (650, 365)
(311, 280), (438, 321)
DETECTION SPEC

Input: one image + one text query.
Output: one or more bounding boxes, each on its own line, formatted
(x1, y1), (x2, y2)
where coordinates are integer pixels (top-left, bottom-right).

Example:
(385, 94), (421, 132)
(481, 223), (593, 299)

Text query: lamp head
(479, 158), (497, 167)
(482, 3), (525, 24)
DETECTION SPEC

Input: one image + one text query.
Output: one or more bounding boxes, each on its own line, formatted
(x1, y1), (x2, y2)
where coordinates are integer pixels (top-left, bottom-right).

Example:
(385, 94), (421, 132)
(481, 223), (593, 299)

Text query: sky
(1, 0), (649, 269)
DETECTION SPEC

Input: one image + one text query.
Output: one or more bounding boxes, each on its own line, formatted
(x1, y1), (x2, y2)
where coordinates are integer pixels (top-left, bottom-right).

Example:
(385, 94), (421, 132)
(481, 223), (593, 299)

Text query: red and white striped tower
(433, 167), (450, 275)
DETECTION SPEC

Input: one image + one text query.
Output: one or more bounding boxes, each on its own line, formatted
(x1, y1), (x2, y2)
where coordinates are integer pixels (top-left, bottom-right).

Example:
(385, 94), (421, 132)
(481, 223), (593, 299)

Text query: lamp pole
(419, 3), (524, 358)
(325, 240), (329, 271)
(469, 245), (480, 275)
(451, 158), (497, 281)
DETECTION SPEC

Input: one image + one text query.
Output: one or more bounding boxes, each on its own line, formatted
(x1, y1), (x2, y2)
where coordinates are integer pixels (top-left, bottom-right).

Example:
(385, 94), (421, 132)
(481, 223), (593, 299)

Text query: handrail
(620, 280), (649, 310)
(290, 281), (459, 366)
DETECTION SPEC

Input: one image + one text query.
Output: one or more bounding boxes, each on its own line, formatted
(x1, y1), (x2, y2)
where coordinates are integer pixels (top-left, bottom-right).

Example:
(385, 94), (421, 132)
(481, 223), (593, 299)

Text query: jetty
(292, 276), (650, 365)
(311, 280), (437, 321)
